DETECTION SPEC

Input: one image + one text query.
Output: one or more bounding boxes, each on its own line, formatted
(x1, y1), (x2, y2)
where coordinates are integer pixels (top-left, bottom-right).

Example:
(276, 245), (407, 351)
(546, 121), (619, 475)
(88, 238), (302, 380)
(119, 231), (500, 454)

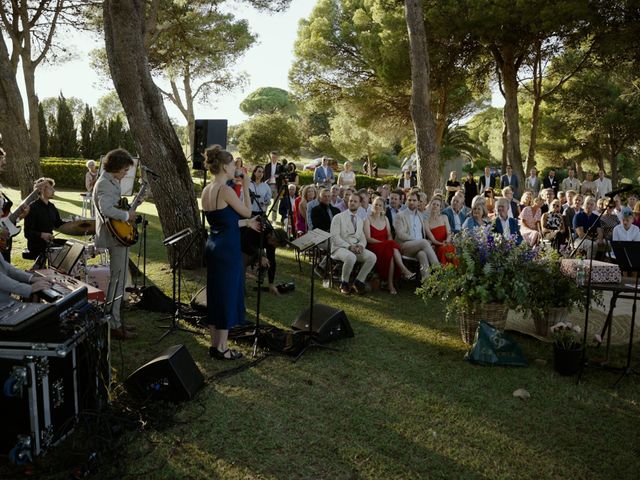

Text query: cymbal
(57, 219), (96, 236)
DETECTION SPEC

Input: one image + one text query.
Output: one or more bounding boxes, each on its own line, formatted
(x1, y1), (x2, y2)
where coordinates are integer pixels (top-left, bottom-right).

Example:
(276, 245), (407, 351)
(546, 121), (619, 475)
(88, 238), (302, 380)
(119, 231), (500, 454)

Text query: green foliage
(240, 87), (295, 116)
(54, 94), (78, 158)
(236, 113), (301, 163)
(40, 158), (93, 189)
(37, 103), (48, 157)
(297, 170), (392, 190)
(418, 227), (537, 321)
(80, 104), (94, 159)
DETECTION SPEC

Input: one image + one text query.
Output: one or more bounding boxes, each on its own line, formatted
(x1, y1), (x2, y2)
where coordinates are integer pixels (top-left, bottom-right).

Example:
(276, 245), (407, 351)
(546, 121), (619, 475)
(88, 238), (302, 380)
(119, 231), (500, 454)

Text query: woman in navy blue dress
(201, 145), (257, 360)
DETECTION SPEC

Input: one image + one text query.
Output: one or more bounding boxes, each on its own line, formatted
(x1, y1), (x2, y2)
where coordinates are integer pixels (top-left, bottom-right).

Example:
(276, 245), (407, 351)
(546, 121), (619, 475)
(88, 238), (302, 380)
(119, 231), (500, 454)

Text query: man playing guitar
(93, 149), (137, 340)
(0, 147), (31, 262)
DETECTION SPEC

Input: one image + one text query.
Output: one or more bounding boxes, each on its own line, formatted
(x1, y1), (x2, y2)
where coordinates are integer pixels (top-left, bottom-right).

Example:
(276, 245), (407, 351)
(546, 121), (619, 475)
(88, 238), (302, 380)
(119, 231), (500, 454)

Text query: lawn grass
(2, 187), (640, 479)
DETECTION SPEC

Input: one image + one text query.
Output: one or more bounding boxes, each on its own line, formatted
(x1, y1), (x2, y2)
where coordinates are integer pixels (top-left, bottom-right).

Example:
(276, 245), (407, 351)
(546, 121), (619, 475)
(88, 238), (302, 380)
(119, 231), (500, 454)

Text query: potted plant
(550, 321), (583, 375)
(522, 249), (593, 337)
(417, 226), (534, 344)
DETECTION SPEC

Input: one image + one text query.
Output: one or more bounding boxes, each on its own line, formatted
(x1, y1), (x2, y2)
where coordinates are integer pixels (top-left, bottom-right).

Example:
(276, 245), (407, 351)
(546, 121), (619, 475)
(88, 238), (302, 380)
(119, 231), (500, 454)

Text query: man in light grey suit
(330, 193), (376, 295)
(93, 149), (137, 340)
(394, 192), (439, 280)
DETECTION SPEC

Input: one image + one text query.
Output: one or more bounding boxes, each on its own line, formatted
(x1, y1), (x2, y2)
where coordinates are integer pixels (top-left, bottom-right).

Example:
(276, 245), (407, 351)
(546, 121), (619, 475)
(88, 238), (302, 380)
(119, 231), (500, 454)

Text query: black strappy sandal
(209, 347), (243, 360)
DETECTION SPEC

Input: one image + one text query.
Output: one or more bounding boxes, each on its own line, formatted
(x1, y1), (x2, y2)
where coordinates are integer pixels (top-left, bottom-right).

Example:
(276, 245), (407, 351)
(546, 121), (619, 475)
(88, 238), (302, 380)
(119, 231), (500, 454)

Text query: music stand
(288, 228), (338, 361)
(609, 241), (640, 386)
(157, 228), (202, 341)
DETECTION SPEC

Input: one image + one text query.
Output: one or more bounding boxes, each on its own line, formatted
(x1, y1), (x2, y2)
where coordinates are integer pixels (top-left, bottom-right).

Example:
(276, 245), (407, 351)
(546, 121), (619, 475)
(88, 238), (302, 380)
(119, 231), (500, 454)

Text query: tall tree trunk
(103, 0), (202, 269)
(493, 46), (524, 187)
(501, 108), (508, 172)
(0, 35), (41, 195)
(435, 86), (447, 148)
(21, 59), (41, 157)
(404, 0), (439, 196)
(526, 95), (542, 173)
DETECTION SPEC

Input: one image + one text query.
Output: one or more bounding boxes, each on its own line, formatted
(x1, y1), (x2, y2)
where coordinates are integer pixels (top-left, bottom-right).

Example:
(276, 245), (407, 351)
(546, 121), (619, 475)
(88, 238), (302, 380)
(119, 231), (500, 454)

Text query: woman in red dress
(364, 196), (416, 294)
(294, 185), (316, 236)
(425, 197), (457, 266)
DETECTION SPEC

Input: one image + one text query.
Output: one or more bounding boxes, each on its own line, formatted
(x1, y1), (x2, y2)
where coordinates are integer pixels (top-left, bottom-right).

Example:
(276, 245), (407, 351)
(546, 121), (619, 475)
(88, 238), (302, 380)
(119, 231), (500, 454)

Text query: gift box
(560, 259), (622, 284)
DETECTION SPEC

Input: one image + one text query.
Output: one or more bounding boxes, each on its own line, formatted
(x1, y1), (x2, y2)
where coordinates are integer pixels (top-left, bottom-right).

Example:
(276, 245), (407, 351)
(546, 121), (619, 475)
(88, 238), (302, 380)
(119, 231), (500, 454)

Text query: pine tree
(37, 102), (48, 157)
(55, 93), (78, 157)
(80, 104), (95, 159)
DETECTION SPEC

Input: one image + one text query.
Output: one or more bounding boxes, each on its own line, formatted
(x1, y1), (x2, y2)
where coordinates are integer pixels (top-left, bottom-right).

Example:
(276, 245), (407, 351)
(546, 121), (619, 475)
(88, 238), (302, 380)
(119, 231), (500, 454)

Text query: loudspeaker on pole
(193, 119), (228, 170)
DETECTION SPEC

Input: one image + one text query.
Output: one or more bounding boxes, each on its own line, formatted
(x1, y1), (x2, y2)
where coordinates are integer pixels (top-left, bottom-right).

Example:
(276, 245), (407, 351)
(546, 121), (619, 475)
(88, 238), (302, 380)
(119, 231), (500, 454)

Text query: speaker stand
(292, 243), (339, 363)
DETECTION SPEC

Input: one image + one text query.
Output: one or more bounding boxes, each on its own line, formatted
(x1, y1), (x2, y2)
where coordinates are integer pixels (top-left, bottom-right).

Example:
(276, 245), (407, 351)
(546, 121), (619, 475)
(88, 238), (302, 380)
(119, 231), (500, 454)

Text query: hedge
(297, 170), (399, 190)
(41, 157), (92, 189)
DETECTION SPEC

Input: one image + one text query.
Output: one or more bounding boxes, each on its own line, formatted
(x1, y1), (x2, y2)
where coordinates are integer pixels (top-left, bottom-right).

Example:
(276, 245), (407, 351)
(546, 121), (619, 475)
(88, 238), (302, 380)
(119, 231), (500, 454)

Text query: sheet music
(289, 229), (332, 251)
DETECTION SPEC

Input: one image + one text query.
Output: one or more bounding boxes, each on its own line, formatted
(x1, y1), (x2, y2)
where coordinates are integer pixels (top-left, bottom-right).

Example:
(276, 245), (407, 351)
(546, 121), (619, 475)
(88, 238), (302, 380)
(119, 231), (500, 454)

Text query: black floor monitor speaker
(125, 344), (204, 401)
(193, 119), (228, 170)
(291, 304), (354, 343)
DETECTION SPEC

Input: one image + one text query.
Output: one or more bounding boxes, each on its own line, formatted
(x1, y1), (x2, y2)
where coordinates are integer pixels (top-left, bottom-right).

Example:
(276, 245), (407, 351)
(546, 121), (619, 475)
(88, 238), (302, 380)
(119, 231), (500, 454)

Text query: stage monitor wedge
(193, 119), (228, 170)
(125, 344), (204, 402)
(291, 304), (354, 343)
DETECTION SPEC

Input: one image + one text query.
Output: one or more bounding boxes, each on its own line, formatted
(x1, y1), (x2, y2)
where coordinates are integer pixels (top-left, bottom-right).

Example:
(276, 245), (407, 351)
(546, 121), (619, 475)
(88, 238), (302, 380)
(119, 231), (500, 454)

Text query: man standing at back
(264, 151), (283, 222)
(561, 168), (581, 193)
(595, 169), (612, 199)
(478, 166), (496, 192)
(543, 169), (559, 196)
(314, 156), (335, 188)
(500, 165), (519, 198)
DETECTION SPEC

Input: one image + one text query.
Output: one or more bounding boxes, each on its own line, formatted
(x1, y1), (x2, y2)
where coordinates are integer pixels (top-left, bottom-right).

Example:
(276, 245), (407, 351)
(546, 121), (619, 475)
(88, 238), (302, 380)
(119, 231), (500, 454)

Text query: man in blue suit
(500, 164), (519, 198)
(492, 197), (523, 245)
(313, 156), (335, 187)
(442, 194), (468, 234)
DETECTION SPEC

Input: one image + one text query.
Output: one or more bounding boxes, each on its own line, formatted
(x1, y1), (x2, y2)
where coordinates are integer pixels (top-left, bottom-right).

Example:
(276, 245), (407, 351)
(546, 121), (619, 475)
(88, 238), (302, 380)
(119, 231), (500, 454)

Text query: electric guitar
(106, 180), (149, 246)
(0, 179), (49, 240)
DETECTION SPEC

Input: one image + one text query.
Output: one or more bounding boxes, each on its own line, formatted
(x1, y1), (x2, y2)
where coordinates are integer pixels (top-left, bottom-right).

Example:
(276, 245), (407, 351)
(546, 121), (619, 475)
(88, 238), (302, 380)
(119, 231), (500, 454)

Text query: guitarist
(23, 177), (68, 260)
(0, 148), (31, 262)
(93, 148), (137, 340)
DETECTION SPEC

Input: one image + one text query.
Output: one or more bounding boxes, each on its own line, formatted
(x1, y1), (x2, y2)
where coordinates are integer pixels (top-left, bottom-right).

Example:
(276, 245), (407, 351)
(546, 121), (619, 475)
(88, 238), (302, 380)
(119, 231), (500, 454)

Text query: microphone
(604, 184), (633, 198)
(248, 190), (259, 200)
(141, 165), (160, 178)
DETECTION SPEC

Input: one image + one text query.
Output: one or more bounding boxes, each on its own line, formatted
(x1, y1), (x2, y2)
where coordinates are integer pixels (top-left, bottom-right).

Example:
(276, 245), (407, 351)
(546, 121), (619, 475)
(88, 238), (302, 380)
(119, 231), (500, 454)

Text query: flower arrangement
(550, 321), (582, 350)
(417, 226), (534, 322)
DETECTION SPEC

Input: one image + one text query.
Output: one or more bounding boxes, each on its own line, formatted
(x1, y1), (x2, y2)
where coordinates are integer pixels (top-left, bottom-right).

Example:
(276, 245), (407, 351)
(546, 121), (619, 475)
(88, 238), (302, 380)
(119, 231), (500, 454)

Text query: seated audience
(417, 192), (429, 223)
(442, 194), (467, 234)
(393, 192), (439, 281)
(330, 185), (346, 212)
(634, 202), (640, 228)
(462, 202), (488, 230)
(519, 195), (543, 246)
(483, 188), (495, 219)
(425, 197), (456, 265)
(492, 197), (523, 245)
(599, 199), (620, 241)
(563, 193), (583, 239)
(295, 185), (316, 236)
(311, 188), (340, 233)
(613, 210), (640, 241)
(330, 194), (377, 295)
(540, 188), (555, 214)
(501, 186), (520, 218)
(356, 189), (369, 221)
(364, 197), (415, 295)
(386, 189), (405, 237)
(540, 199), (566, 249)
(573, 196), (603, 258)
(519, 191), (533, 212)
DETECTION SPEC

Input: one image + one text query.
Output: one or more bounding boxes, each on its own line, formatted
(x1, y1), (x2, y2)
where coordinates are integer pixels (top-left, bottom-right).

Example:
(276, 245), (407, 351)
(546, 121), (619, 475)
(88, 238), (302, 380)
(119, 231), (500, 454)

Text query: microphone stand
(573, 201), (610, 384)
(248, 188), (270, 357)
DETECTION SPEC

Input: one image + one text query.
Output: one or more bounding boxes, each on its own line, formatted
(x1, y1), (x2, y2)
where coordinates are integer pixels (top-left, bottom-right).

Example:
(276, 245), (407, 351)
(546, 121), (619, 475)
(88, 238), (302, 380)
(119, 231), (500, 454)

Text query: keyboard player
(0, 225), (54, 303)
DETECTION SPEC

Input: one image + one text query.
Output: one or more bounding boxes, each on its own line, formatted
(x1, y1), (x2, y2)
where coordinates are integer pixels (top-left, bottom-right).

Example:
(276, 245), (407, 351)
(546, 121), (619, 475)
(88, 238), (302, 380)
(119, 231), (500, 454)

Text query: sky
(29, 0), (317, 126)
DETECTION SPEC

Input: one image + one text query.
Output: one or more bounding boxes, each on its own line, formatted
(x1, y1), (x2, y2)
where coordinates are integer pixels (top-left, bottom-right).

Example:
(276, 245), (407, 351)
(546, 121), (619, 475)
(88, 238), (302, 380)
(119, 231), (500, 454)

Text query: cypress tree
(55, 93), (78, 157)
(80, 104), (95, 159)
(37, 102), (48, 157)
